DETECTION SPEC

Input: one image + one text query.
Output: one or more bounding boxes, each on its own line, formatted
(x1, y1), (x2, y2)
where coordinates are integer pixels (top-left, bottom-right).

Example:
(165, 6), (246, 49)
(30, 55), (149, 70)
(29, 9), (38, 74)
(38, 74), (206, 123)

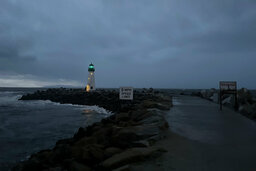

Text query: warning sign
(119, 87), (133, 100)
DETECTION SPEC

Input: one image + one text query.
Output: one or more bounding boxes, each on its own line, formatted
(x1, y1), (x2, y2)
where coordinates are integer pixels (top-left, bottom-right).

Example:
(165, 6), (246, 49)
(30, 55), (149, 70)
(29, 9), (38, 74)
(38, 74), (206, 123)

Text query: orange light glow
(86, 85), (90, 92)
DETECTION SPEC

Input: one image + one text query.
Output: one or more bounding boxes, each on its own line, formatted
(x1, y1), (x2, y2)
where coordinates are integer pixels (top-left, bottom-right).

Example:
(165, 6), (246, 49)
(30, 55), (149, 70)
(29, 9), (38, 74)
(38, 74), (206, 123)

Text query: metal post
(234, 92), (238, 111)
(219, 90), (222, 111)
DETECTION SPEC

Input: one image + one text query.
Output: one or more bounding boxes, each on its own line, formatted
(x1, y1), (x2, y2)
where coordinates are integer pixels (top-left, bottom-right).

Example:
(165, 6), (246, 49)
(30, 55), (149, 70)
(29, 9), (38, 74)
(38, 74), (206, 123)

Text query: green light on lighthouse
(88, 63), (95, 72)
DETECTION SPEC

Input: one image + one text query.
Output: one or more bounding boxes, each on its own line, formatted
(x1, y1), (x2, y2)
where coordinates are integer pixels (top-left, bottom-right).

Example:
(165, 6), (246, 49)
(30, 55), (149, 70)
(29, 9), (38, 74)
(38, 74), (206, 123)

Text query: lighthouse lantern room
(86, 63), (95, 92)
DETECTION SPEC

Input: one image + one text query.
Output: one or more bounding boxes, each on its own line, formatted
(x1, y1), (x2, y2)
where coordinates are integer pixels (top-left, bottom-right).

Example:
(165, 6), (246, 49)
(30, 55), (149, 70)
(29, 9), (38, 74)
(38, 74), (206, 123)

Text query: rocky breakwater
(14, 89), (172, 171)
(237, 88), (256, 120)
(20, 88), (121, 112)
(19, 88), (168, 113)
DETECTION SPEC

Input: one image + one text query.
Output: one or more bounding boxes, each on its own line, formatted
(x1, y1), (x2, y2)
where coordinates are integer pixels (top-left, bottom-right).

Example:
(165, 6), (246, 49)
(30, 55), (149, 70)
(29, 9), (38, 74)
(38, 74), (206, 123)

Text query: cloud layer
(0, 0), (256, 88)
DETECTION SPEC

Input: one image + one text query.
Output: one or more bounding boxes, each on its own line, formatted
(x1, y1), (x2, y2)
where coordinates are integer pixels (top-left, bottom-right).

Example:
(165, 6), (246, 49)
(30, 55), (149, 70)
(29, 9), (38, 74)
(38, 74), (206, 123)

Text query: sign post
(119, 87), (133, 110)
(119, 87), (133, 100)
(219, 81), (238, 111)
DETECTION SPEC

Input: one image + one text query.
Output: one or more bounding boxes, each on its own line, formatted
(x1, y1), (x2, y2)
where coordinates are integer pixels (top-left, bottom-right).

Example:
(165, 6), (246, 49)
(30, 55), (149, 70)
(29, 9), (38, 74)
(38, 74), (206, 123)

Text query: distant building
(86, 63), (95, 92)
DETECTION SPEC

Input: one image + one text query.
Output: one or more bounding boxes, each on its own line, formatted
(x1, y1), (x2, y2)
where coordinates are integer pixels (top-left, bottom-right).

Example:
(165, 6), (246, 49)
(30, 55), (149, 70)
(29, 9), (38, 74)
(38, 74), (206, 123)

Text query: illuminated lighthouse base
(86, 63), (96, 92)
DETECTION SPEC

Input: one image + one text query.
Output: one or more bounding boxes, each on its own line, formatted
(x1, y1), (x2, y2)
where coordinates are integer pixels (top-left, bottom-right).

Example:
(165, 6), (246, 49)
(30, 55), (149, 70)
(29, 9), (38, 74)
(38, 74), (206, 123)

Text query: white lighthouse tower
(86, 63), (96, 92)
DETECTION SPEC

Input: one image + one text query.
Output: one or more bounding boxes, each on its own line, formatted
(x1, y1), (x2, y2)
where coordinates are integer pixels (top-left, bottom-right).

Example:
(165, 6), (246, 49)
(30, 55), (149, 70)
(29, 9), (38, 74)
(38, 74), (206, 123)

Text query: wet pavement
(164, 95), (256, 171)
(168, 96), (256, 145)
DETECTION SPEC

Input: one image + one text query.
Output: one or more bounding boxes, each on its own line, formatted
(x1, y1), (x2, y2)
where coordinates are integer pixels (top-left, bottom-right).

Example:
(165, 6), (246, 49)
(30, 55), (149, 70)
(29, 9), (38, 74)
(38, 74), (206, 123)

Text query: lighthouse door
(86, 85), (90, 92)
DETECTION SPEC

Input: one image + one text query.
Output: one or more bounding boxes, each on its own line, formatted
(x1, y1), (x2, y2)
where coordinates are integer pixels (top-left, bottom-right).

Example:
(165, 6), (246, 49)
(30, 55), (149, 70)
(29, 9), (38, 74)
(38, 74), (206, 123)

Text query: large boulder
(69, 161), (91, 171)
(115, 112), (130, 122)
(238, 88), (253, 105)
(111, 123), (164, 148)
(239, 104), (253, 115)
(46, 167), (63, 171)
(104, 147), (123, 158)
(50, 144), (72, 163)
(138, 110), (169, 130)
(101, 147), (164, 169)
(129, 109), (154, 122)
(141, 100), (171, 111)
(113, 165), (131, 171)
(239, 103), (256, 118)
(71, 144), (105, 165)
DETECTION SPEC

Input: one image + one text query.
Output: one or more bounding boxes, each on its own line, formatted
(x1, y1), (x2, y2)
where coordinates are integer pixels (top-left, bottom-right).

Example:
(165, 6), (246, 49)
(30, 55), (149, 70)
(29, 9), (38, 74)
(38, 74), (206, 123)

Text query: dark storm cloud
(0, 0), (256, 88)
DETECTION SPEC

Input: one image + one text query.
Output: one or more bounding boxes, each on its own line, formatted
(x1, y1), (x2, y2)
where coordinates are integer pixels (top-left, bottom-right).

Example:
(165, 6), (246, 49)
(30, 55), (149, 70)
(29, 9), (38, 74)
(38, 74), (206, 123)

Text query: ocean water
(0, 88), (111, 170)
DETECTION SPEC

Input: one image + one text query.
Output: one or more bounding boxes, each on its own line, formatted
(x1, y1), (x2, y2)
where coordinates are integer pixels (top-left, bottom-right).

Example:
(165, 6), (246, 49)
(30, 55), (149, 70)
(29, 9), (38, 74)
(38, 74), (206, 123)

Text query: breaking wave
(0, 91), (111, 115)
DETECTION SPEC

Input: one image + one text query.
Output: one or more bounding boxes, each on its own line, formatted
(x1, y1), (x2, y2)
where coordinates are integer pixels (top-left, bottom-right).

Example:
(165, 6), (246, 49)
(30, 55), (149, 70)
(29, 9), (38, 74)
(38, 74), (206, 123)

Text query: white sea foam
(0, 91), (112, 115)
(49, 102), (112, 114)
(80, 105), (112, 115)
(30, 99), (112, 114)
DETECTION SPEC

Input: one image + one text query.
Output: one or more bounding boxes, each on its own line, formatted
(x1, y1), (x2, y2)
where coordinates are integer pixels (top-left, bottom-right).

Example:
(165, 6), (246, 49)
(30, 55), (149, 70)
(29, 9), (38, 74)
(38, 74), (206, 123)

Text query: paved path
(168, 96), (256, 146)
(132, 95), (256, 171)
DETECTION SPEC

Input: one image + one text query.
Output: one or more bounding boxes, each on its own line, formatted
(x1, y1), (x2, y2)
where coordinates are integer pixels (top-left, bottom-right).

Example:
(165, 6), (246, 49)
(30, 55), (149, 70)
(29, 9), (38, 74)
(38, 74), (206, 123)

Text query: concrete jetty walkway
(132, 95), (256, 171)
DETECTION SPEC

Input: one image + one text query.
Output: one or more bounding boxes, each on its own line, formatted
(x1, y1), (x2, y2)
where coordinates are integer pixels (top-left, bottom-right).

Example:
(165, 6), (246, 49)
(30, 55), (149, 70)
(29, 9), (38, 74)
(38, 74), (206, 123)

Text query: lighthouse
(86, 63), (95, 92)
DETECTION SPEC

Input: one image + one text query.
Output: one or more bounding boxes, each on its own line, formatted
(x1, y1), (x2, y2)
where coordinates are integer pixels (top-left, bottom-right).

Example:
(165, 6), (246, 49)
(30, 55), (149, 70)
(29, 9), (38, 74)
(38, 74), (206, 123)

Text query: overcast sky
(0, 0), (255, 88)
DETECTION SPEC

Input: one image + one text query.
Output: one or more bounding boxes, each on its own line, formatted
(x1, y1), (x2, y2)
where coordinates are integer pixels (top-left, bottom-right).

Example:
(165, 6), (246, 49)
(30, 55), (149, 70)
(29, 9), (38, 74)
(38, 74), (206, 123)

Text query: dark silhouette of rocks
(19, 88), (168, 113)
(14, 88), (172, 171)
